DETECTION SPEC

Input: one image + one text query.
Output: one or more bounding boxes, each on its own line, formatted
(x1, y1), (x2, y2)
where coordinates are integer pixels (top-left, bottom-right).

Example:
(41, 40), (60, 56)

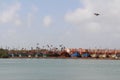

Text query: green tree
(0, 48), (9, 58)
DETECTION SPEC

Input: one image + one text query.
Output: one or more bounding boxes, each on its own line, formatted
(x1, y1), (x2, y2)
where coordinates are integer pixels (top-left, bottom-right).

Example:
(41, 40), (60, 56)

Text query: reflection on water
(0, 59), (120, 80)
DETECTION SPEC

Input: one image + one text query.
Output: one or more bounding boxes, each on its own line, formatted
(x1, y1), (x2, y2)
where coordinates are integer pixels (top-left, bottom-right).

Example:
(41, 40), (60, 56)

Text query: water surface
(0, 59), (120, 80)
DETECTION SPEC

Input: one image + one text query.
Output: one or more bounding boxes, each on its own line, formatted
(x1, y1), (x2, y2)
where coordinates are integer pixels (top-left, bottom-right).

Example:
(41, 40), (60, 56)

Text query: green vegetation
(0, 48), (9, 58)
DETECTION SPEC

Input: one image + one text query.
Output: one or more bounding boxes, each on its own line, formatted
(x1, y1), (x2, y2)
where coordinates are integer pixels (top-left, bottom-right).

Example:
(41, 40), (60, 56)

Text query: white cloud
(86, 22), (101, 33)
(64, 0), (120, 48)
(15, 19), (21, 26)
(64, 8), (92, 25)
(64, 0), (120, 33)
(43, 16), (53, 27)
(0, 3), (21, 26)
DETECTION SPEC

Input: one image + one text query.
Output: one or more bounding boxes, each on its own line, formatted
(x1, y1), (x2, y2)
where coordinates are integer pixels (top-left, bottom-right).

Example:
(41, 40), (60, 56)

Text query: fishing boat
(108, 49), (117, 59)
(81, 49), (90, 58)
(98, 49), (107, 58)
(89, 49), (98, 58)
(71, 51), (81, 57)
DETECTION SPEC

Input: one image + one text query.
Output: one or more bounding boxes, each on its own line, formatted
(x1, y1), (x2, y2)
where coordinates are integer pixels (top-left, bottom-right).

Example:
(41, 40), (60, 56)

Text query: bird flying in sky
(94, 13), (100, 16)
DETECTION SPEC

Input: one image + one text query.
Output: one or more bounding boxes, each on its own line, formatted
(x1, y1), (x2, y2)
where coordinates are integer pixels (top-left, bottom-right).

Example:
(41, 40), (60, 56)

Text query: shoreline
(4, 57), (120, 60)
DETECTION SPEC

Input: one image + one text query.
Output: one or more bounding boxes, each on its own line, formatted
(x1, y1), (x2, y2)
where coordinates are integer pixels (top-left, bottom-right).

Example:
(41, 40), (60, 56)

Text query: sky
(0, 0), (120, 49)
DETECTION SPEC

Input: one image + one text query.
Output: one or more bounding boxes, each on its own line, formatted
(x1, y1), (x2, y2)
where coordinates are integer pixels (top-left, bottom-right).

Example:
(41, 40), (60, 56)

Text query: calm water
(0, 59), (120, 80)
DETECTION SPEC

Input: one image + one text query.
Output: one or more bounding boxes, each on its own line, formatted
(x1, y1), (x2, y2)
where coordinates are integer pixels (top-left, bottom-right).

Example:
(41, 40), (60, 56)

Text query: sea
(0, 59), (120, 80)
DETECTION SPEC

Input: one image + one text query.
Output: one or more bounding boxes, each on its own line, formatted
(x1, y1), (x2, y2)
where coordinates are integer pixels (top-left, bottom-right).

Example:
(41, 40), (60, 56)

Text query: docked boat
(71, 51), (81, 57)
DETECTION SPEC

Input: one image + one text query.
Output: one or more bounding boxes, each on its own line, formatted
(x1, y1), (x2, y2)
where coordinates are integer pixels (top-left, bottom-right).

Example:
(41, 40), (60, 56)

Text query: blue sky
(0, 0), (120, 49)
